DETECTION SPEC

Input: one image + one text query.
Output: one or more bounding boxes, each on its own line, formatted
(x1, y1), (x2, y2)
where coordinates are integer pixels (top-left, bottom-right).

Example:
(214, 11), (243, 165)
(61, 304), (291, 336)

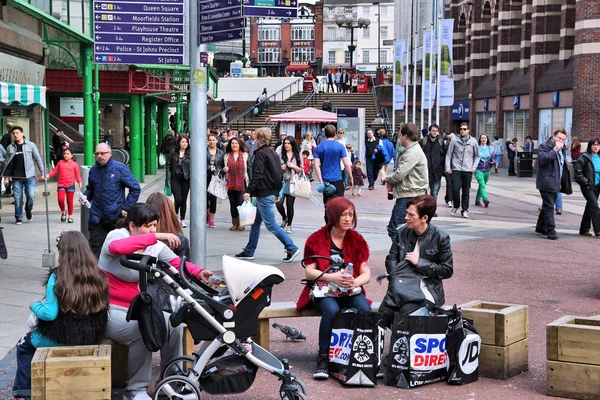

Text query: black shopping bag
(384, 314), (448, 389)
(446, 305), (481, 385)
(329, 311), (386, 386)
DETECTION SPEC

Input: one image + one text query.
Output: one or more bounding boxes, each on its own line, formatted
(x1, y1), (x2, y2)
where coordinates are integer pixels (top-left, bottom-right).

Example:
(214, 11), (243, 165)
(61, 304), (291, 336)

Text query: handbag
(289, 174), (311, 199)
(208, 172), (228, 199)
(446, 305), (481, 385)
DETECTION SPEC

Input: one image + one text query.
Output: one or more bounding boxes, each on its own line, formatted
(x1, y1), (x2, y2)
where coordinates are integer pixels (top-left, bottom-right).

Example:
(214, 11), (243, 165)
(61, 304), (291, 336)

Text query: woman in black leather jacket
(207, 134), (225, 228)
(380, 194), (453, 326)
(573, 138), (600, 236)
(166, 135), (191, 226)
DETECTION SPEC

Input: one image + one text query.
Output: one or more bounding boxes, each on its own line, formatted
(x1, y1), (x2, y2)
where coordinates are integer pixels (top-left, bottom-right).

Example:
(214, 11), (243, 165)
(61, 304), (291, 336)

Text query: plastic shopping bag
(446, 305), (481, 385)
(237, 200), (257, 227)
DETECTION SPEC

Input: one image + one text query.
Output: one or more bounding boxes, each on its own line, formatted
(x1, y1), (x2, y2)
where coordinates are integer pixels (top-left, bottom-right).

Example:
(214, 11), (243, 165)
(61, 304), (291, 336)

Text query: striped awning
(0, 81), (47, 108)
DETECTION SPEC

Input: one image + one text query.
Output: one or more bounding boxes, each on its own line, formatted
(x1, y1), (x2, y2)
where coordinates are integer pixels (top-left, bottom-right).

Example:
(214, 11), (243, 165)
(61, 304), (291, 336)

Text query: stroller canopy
(221, 255), (285, 306)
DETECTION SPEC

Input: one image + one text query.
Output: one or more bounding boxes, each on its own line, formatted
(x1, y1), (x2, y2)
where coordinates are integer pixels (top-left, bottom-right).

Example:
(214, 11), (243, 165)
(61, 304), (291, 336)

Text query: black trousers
(171, 175), (190, 219)
(323, 179), (345, 223)
(580, 184), (600, 234)
(508, 156), (516, 176)
(228, 189), (245, 219)
(89, 219), (118, 259)
(536, 190), (557, 235)
(451, 170), (473, 211)
(444, 171), (453, 203)
(327, 82), (335, 93)
(206, 174), (217, 214)
(365, 157), (378, 187)
(276, 193), (296, 225)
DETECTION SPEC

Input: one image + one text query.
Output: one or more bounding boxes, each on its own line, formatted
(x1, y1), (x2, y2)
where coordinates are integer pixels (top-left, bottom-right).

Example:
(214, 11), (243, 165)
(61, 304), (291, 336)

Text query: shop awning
(286, 63), (311, 72)
(0, 81), (47, 108)
(267, 107), (337, 123)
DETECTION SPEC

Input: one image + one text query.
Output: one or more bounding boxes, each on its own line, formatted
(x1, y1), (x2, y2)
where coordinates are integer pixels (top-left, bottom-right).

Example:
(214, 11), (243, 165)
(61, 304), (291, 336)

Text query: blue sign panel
(451, 101), (470, 121)
(513, 95), (520, 110)
(93, 0), (189, 65)
(243, 0), (297, 18)
(483, 98), (489, 111)
(199, 0), (243, 44)
(552, 91), (560, 107)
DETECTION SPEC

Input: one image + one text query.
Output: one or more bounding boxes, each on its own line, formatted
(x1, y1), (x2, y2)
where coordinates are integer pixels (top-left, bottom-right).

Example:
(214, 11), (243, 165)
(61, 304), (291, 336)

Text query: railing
(268, 105), (292, 137)
(300, 90), (317, 108)
(381, 106), (392, 135)
(207, 106), (233, 128)
(49, 113), (84, 144)
(227, 78), (303, 130)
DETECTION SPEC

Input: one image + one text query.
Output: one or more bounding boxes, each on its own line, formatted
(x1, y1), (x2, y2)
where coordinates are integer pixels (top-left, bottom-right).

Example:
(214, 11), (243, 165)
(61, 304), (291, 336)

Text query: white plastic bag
(237, 200), (257, 227)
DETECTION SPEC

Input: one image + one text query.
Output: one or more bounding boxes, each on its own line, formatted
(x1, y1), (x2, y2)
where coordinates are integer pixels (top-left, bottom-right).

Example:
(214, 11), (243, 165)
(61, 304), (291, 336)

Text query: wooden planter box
(546, 316), (600, 399)
(31, 345), (111, 400)
(460, 301), (529, 379)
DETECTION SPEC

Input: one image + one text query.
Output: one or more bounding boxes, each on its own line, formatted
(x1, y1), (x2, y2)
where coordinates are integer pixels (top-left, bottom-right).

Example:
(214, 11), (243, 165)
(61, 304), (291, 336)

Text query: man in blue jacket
(84, 143), (140, 257)
(535, 128), (570, 240)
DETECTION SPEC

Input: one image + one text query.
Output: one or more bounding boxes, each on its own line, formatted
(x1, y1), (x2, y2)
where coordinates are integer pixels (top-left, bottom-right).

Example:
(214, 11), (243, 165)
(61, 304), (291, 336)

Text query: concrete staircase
(229, 92), (386, 134)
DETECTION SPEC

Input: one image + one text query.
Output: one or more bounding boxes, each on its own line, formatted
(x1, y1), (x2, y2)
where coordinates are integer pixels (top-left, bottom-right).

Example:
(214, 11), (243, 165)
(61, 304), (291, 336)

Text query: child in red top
(45, 148), (82, 223)
(302, 150), (311, 175)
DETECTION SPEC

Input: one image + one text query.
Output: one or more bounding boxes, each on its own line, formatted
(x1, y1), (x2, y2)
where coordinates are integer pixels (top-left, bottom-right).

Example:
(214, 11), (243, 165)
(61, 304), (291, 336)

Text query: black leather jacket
(166, 151), (190, 186)
(384, 224), (453, 309)
(574, 152), (598, 189)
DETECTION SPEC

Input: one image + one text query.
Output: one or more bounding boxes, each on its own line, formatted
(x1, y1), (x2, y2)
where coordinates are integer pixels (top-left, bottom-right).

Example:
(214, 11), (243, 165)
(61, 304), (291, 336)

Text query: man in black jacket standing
(235, 127), (301, 263)
(420, 124), (446, 208)
(535, 128), (570, 240)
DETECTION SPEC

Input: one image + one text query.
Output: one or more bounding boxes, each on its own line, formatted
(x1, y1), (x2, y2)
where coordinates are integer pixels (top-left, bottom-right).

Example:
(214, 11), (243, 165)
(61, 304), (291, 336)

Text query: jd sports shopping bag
(329, 311), (386, 387)
(446, 305), (481, 385)
(385, 314), (448, 389)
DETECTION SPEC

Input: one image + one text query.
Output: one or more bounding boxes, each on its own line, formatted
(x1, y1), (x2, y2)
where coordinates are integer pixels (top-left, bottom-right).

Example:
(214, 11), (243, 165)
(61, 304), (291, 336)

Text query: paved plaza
(0, 169), (597, 399)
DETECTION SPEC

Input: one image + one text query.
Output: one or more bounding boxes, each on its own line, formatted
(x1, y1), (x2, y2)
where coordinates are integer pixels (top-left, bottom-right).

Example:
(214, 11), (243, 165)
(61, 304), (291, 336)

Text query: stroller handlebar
(119, 254), (157, 273)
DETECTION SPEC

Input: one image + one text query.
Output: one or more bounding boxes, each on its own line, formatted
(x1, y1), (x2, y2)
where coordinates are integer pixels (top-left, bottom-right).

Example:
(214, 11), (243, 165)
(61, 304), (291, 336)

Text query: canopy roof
(267, 107), (337, 123)
(0, 82), (46, 108)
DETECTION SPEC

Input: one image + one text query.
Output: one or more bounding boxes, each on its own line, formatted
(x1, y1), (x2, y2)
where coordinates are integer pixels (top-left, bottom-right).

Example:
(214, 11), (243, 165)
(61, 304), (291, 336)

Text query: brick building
(445, 0), (600, 148)
(249, 3), (324, 76)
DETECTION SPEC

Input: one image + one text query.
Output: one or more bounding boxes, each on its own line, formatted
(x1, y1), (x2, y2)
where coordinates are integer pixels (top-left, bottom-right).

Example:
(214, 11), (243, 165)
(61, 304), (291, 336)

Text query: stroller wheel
(280, 391), (307, 400)
(161, 356), (196, 380)
(153, 375), (201, 400)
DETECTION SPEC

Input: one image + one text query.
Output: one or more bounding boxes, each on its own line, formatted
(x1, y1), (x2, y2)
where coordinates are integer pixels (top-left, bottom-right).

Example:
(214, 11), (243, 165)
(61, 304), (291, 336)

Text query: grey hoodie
(445, 135), (480, 172)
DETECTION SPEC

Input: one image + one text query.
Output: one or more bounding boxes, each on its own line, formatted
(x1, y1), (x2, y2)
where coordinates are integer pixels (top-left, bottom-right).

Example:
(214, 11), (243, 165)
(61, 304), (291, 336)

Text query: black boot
(312, 353), (329, 380)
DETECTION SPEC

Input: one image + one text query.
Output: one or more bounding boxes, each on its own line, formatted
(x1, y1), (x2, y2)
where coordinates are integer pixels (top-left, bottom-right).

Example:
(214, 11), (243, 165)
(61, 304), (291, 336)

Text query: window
(363, 26), (370, 38)
(328, 27), (336, 41)
(258, 26), (281, 41)
(363, 5), (370, 17)
(291, 47), (315, 62)
(380, 26), (388, 39)
(344, 50), (351, 64)
(292, 25), (314, 40)
(504, 110), (530, 145)
(344, 6), (353, 14)
(380, 5), (388, 17)
(328, 51), (336, 64)
(327, 7), (335, 15)
(476, 112), (496, 139)
(345, 27), (352, 40)
(258, 48), (281, 63)
(379, 50), (387, 63)
(362, 50), (370, 64)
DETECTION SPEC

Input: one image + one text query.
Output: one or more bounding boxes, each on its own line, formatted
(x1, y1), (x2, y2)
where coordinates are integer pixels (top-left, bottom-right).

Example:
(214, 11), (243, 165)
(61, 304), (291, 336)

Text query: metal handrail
(207, 106), (233, 127)
(228, 78), (303, 130)
(381, 106), (391, 135)
(300, 90), (317, 108)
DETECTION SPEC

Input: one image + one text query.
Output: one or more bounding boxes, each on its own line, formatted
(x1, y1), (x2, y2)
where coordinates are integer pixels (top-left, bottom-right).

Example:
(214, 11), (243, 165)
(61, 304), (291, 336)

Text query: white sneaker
(124, 392), (151, 400)
(180, 219), (187, 228)
(450, 208), (457, 216)
(286, 225), (292, 234)
(446, 201), (453, 208)
(461, 210), (469, 219)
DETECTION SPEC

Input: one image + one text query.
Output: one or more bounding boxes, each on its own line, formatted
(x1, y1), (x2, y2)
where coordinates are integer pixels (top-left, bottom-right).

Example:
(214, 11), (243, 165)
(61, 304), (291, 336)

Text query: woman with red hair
(296, 197), (371, 380)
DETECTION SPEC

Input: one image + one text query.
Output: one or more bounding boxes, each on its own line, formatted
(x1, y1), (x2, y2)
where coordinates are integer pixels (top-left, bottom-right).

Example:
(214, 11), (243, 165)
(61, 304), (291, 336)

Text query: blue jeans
(387, 197), (409, 240)
(13, 177), (35, 221)
(313, 295), (371, 354)
(555, 192), (563, 211)
(243, 195), (297, 256)
(494, 154), (502, 167)
(429, 179), (441, 201)
(12, 332), (36, 398)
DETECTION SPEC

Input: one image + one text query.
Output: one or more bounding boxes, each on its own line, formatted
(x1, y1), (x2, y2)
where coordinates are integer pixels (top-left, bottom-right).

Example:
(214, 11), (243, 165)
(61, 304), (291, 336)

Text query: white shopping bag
(237, 200), (257, 227)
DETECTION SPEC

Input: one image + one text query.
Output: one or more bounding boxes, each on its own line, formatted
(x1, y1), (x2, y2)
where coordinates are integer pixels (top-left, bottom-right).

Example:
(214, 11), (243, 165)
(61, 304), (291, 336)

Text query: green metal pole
(82, 44), (94, 165)
(140, 99), (146, 183)
(129, 95), (142, 181)
(94, 64), (100, 148)
(44, 105), (51, 164)
(145, 99), (157, 175)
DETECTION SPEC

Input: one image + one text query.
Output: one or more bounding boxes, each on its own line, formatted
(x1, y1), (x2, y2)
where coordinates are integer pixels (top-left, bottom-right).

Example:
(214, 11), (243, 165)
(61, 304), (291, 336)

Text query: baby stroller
(119, 254), (307, 400)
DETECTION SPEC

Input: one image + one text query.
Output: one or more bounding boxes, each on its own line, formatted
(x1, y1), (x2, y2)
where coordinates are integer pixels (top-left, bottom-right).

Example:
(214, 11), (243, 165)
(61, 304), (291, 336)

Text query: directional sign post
(199, 0), (244, 44)
(243, 0), (297, 18)
(93, 0), (189, 65)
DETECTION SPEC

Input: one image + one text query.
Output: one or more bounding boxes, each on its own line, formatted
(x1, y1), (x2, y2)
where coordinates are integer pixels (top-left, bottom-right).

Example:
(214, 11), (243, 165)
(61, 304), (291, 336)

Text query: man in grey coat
(445, 122), (480, 218)
(2, 126), (44, 224)
(535, 128), (570, 240)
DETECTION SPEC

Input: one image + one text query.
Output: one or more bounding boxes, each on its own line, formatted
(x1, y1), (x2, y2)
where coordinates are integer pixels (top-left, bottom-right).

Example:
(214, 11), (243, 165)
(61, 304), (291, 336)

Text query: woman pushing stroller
(98, 203), (214, 400)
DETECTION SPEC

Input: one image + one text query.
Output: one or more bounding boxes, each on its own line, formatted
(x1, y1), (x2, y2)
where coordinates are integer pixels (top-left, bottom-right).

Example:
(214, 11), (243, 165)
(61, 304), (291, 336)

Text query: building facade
(444, 0), (600, 147)
(322, 0), (394, 74)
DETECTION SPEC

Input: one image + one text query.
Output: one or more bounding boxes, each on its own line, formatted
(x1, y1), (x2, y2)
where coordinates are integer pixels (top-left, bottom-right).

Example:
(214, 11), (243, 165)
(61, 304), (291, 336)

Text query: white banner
(439, 19), (455, 106)
(393, 40), (406, 111)
(422, 30), (436, 110)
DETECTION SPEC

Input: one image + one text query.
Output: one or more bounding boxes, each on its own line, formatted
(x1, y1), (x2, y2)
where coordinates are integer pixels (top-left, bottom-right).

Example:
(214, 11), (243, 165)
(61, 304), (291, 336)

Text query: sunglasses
(460, 128), (469, 131)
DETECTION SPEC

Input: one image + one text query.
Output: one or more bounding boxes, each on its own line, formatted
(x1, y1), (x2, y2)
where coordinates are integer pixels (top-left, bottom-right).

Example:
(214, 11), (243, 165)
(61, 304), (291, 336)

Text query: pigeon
(272, 323), (307, 341)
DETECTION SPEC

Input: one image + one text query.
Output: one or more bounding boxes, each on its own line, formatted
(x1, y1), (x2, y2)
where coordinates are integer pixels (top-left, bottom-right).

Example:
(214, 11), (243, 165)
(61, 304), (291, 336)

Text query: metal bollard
(80, 166), (91, 240)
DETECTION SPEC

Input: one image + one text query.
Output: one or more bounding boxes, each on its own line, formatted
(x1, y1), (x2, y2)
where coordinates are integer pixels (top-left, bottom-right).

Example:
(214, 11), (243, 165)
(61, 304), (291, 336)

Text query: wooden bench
(255, 301), (381, 351)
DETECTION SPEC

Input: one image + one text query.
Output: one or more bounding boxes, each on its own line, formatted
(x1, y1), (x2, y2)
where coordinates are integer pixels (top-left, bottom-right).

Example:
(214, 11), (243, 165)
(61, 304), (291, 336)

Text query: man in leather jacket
(380, 194), (453, 326)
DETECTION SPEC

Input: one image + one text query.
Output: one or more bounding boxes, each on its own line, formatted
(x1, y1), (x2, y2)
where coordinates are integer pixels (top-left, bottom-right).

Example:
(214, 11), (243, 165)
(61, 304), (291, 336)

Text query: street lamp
(335, 13), (370, 69)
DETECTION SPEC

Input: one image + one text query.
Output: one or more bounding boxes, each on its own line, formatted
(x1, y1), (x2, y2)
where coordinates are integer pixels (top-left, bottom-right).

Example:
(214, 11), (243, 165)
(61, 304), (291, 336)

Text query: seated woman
(380, 194), (453, 326)
(99, 203), (213, 400)
(12, 231), (108, 400)
(146, 192), (190, 259)
(296, 197), (371, 380)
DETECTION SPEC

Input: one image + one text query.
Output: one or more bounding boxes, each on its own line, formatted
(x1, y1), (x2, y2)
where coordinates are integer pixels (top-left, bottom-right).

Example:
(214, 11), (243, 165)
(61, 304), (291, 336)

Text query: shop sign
(291, 40), (314, 47)
(259, 41), (280, 47)
(0, 53), (45, 85)
(451, 101), (470, 120)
